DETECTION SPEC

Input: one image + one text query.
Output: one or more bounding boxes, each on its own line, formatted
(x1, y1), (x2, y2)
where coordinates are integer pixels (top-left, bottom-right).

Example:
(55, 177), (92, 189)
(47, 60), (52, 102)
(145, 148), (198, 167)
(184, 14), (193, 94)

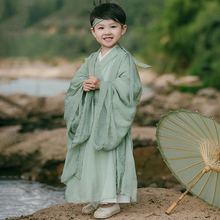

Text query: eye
(111, 26), (116, 28)
(98, 27), (104, 30)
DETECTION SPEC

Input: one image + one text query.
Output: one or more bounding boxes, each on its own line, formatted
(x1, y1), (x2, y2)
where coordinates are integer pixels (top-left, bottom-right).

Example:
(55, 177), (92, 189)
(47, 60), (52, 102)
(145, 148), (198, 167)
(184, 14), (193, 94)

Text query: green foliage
(24, 0), (64, 27)
(177, 85), (203, 94)
(0, 0), (162, 60)
(142, 0), (220, 90)
(0, 0), (16, 21)
(2, 32), (98, 60)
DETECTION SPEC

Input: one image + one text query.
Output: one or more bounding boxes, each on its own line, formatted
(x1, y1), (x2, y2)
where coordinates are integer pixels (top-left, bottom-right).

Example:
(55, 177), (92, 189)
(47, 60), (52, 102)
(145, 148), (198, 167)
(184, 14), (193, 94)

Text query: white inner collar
(99, 46), (118, 61)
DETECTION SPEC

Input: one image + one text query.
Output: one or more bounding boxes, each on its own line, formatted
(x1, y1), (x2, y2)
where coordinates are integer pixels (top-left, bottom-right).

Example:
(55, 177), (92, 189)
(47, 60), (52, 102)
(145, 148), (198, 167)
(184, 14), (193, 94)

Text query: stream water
(0, 78), (70, 97)
(0, 175), (66, 219)
(0, 78), (151, 97)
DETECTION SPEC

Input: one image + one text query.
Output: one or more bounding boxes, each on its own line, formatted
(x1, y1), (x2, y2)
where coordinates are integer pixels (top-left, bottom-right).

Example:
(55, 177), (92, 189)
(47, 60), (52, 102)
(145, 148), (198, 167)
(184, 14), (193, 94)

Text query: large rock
(0, 125), (160, 186)
(135, 88), (220, 126)
(0, 126), (67, 183)
(150, 73), (201, 95)
(0, 93), (66, 131)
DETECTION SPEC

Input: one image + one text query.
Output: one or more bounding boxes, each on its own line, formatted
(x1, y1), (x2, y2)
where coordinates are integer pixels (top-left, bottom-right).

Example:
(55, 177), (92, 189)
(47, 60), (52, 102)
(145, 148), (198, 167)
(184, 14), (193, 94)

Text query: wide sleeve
(64, 56), (94, 149)
(93, 53), (142, 151)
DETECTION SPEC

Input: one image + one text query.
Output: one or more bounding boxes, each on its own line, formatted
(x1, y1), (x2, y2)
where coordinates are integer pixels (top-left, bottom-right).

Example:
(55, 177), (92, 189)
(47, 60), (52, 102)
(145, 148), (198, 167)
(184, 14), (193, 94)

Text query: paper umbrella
(156, 110), (220, 214)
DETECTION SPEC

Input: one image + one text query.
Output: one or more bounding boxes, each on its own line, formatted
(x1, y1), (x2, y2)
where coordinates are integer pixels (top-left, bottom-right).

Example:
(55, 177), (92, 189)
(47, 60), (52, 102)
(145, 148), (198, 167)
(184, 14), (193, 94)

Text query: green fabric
(61, 45), (150, 207)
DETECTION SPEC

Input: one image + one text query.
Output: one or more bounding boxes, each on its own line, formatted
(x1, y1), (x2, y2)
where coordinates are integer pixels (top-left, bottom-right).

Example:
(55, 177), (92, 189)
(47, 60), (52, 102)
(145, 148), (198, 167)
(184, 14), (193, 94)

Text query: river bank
(1, 63), (220, 188)
(1, 59), (220, 219)
(0, 176), (65, 220)
(8, 187), (220, 220)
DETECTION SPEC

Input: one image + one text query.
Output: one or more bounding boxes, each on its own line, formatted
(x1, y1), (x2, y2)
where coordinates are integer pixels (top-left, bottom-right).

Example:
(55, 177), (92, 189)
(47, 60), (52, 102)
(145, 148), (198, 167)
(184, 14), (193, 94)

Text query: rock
(0, 127), (67, 183)
(164, 91), (193, 110)
(153, 73), (178, 88)
(0, 125), (158, 185)
(133, 146), (177, 188)
(178, 75), (201, 86)
(132, 126), (157, 148)
(0, 93), (65, 131)
(139, 92), (154, 106)
(172, 184), (185, 192)
(191, 94), (220, 122)
(135, 87), (220, 126)
(135, 93), (167, 126)
(148, 183), (158, 188)
(197, 87), (219, 99)
(152, 73), (178, 94)
(151, 74), (202, 95)
(138, 68), (157, 86)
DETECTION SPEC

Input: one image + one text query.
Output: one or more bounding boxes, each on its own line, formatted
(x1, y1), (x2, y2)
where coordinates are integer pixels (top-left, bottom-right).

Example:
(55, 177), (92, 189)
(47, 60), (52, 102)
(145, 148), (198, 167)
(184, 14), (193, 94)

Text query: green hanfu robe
(61, 45), (150, 207)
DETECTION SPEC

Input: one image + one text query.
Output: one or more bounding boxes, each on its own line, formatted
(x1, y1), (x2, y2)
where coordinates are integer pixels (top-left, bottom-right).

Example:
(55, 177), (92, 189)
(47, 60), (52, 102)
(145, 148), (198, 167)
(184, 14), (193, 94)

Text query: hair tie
(92, 18), (124, 28)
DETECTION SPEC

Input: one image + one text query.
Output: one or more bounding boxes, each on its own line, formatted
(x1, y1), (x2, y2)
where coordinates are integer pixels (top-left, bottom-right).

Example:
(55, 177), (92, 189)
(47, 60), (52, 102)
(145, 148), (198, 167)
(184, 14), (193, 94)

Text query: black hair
(90, 1), (126, 27)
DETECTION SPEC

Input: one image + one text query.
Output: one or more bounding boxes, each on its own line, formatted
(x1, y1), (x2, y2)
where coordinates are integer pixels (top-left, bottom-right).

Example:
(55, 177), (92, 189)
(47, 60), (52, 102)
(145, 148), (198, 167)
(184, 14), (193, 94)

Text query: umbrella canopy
(156, 110), (220, 214)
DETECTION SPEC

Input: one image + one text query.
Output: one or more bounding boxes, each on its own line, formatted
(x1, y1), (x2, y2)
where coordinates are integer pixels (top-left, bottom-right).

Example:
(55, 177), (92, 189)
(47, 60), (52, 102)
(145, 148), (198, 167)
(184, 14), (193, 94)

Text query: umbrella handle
(165, 190), (190, 214)
(165, 202), (178, 214)
(165, 165), (211, 215)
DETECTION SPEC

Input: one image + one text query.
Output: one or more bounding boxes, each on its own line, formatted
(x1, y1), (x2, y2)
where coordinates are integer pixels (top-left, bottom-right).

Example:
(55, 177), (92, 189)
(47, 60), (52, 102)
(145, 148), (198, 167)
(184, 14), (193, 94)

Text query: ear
(121, 25), (127, 36)
(90, 28), (96, 38)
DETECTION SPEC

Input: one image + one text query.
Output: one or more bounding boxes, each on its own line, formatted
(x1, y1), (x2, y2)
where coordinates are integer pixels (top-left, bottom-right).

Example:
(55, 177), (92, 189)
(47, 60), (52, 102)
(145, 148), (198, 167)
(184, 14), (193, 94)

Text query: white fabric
(99, 46), (118, 61)
(100, 194), (130, 204)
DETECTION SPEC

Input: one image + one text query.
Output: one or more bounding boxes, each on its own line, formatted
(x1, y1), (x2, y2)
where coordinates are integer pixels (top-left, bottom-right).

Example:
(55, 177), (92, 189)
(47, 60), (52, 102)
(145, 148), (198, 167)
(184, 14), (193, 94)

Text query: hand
(83, 79), (95, 92)
(89, 74), (100, 89)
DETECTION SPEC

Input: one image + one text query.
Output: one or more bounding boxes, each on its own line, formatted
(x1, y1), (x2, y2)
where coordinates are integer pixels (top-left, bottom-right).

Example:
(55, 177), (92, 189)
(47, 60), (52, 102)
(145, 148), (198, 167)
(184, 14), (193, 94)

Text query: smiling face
(91, 19), (127, 55)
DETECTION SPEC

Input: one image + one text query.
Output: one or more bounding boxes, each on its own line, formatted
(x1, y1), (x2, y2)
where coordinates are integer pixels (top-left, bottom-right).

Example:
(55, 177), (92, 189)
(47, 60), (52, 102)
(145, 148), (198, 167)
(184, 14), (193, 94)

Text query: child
(61, 1), (150, 218)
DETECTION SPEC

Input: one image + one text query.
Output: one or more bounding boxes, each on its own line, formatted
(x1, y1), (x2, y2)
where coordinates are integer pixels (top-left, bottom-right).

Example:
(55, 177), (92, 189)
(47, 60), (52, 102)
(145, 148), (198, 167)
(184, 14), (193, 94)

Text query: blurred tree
(0, 0), (16, 21)
(0, 0), (164, 60)
(24, 0), (64, 27)
(55, 0), (64, 10)
(142, 0), (220, 89)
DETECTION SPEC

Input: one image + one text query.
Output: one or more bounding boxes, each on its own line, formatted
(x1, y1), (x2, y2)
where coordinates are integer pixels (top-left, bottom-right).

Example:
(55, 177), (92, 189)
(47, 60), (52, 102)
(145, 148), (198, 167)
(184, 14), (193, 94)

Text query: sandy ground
(8, 188), (220, 220)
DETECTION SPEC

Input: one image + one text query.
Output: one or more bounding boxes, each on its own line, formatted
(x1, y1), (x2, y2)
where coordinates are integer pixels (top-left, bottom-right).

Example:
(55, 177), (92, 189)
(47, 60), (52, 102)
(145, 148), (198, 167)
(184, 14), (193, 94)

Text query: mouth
(103, 37), (113, 42)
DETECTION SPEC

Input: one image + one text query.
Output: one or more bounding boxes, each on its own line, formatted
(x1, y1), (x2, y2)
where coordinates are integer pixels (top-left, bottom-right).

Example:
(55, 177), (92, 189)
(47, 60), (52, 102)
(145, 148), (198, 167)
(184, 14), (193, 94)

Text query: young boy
(61, 1), (150, 219)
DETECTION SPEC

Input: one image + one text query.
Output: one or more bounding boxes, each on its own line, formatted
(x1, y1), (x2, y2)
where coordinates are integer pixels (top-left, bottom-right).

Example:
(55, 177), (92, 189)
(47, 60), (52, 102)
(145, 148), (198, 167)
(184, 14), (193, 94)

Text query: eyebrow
(96, 21), (118, 27)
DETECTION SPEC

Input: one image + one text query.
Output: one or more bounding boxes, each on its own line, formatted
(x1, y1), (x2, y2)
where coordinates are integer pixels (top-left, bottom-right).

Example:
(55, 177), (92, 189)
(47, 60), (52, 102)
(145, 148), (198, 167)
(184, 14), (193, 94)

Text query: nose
(104, 27), (111, 34)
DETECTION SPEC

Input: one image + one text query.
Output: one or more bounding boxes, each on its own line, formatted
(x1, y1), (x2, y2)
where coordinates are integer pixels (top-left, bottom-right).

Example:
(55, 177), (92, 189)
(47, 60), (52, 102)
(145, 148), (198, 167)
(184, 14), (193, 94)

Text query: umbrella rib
(160, 125), (201, 144)
(167, 155), (201, 161)
(199, 115), (216, 146)
(175, 114), (204, 139)
(159, 135), (199, 148)
(167, 118), (202, 140)
(186, 170), (203, 186)
(185, 113), (209, 139)
(160, 147), (200, 152)
(176, 160), (204, 174)
(198, 171), (213, 197)
(211, 173), (218, 205)
(213, 120), (219, 147)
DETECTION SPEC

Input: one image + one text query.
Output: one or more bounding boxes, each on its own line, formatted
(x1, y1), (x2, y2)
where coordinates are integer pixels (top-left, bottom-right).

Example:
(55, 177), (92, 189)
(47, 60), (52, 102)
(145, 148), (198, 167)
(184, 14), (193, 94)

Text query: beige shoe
(82, 204), (96, 214)
(94, 203), (120, 219)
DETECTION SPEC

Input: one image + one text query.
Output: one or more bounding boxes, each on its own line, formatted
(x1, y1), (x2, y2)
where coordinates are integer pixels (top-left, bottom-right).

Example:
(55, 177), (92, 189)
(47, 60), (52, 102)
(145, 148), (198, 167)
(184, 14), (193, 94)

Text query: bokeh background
(1, 0), (219, 89)
(0, 0), (220, 219)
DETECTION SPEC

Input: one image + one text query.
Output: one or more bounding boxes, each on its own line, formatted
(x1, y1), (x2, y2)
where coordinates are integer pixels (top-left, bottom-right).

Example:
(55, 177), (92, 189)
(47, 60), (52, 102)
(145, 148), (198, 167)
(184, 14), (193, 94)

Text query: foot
(82, 204), (96, 214)
(94, 203), (120, 219)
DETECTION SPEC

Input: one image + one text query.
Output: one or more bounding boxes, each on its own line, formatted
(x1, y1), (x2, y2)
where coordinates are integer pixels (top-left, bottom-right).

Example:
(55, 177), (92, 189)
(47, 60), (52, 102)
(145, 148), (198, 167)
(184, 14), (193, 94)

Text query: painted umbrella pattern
(156, 110), (220, 214)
